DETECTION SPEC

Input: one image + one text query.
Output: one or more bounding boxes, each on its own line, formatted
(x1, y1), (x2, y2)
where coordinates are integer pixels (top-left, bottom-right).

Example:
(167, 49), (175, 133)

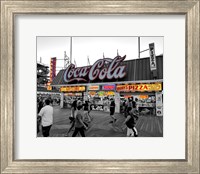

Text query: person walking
(64, 98), (77, 137)
(88, 101), (93, 119)
(109, 98), (117, 123)
(127, 98), (133, 112)
(72, 101), (88, 137)
(83, 100), (91, 123)
(38, 99), (53, 137)
(123, 99), (128, 117)
(123, 108), (138, 137)
(71, 98), (77, 118)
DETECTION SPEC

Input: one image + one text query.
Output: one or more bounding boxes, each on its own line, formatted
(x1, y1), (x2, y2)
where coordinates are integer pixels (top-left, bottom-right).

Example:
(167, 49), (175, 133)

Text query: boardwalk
(135, 115), (163, 137)
(37, 106), (163, 137)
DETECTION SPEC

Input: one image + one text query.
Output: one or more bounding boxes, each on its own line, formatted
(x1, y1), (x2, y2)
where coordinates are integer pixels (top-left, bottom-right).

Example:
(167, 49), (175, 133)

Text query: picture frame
(0, 0), (199, 173)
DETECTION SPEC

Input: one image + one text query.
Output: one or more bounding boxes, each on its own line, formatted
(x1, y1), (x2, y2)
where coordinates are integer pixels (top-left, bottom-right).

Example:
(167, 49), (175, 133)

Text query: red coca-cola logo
(63, 55), (126, 83)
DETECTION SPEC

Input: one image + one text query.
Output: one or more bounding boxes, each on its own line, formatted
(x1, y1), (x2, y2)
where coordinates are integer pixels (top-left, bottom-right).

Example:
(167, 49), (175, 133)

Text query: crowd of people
(37, 96), (139, 137)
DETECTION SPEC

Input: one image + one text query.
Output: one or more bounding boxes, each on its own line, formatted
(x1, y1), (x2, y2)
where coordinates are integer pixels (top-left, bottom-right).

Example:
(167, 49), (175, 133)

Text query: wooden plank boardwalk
(37, 107), (163, 137)
(135, 115), (163, 137)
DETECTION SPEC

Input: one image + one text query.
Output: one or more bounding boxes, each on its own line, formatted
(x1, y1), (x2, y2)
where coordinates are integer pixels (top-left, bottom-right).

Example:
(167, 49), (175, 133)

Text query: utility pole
(138, 37), (150, 57)
(87, 56), (90, 66)
(70, 37), (72, 64)
(138, 37), (140, 58)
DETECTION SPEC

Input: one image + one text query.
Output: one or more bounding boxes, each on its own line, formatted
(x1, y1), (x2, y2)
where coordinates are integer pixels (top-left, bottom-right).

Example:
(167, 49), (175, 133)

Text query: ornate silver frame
(1, 1), (199, 173)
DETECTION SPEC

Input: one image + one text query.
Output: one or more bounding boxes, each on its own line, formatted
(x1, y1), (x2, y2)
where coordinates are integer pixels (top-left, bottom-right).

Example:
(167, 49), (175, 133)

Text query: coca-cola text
(63, 55), (126, 83)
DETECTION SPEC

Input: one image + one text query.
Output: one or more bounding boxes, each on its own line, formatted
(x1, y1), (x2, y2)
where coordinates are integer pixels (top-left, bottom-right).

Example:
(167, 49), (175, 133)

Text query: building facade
(51, 55), (163, 116)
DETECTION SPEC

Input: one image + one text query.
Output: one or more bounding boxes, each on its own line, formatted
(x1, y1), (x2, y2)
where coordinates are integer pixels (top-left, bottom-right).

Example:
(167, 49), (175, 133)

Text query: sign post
(50, 57), (57, 82)
(60, 93), (64, 108)
(156, 92), (163, 116)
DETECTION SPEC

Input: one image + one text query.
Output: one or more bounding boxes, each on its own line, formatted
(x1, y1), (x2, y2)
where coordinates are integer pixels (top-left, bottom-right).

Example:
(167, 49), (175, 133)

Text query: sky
(37, 36), (163, 74)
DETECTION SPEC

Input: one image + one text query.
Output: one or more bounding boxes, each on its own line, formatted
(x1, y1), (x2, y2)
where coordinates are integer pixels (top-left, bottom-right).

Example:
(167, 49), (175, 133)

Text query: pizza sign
(149, 43), (157, 71)
(116, 83), (162, 92)
(63, 55), (126, 83)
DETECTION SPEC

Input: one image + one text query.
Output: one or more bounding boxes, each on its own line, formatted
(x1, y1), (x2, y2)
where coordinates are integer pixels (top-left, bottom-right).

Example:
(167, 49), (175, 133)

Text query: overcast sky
(37, 36), (163, 74)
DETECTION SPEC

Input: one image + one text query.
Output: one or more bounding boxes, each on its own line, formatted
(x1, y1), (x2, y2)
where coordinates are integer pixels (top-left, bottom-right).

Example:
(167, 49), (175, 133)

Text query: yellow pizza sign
(116, 83), (162, 92)
(60, 86), (85, 92)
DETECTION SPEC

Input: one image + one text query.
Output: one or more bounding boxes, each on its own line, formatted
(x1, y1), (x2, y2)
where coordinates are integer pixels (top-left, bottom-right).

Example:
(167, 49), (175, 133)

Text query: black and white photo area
(36, 36), (163, 138)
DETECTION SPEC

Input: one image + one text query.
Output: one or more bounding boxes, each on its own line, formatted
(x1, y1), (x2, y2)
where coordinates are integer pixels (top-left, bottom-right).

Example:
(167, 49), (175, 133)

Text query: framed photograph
(1, 0), (199, 173)
(36, 36), (164, 138)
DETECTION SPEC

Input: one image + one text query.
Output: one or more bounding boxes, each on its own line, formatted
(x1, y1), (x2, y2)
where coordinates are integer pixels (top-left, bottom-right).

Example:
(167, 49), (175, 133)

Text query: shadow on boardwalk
(37, 106), (163, 137)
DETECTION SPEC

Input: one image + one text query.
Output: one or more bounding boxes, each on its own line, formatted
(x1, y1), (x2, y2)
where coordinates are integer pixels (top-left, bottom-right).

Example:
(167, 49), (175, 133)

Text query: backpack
(126, 109), (139, 128)
(125, 114), (135, 128)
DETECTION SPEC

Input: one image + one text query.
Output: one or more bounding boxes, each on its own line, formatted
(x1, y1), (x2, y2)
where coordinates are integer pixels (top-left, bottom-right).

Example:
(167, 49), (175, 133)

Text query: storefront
(37, 86), (61, 105)
(116, 83), (163, 116)
(51, 54), (163, 116)
(86, 84), (116, 112)
(60, 86), (86, 108)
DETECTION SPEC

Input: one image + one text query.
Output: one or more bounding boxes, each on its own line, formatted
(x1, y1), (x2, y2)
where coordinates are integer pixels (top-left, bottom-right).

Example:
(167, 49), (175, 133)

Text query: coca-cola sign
(63, 55), (127, 83)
